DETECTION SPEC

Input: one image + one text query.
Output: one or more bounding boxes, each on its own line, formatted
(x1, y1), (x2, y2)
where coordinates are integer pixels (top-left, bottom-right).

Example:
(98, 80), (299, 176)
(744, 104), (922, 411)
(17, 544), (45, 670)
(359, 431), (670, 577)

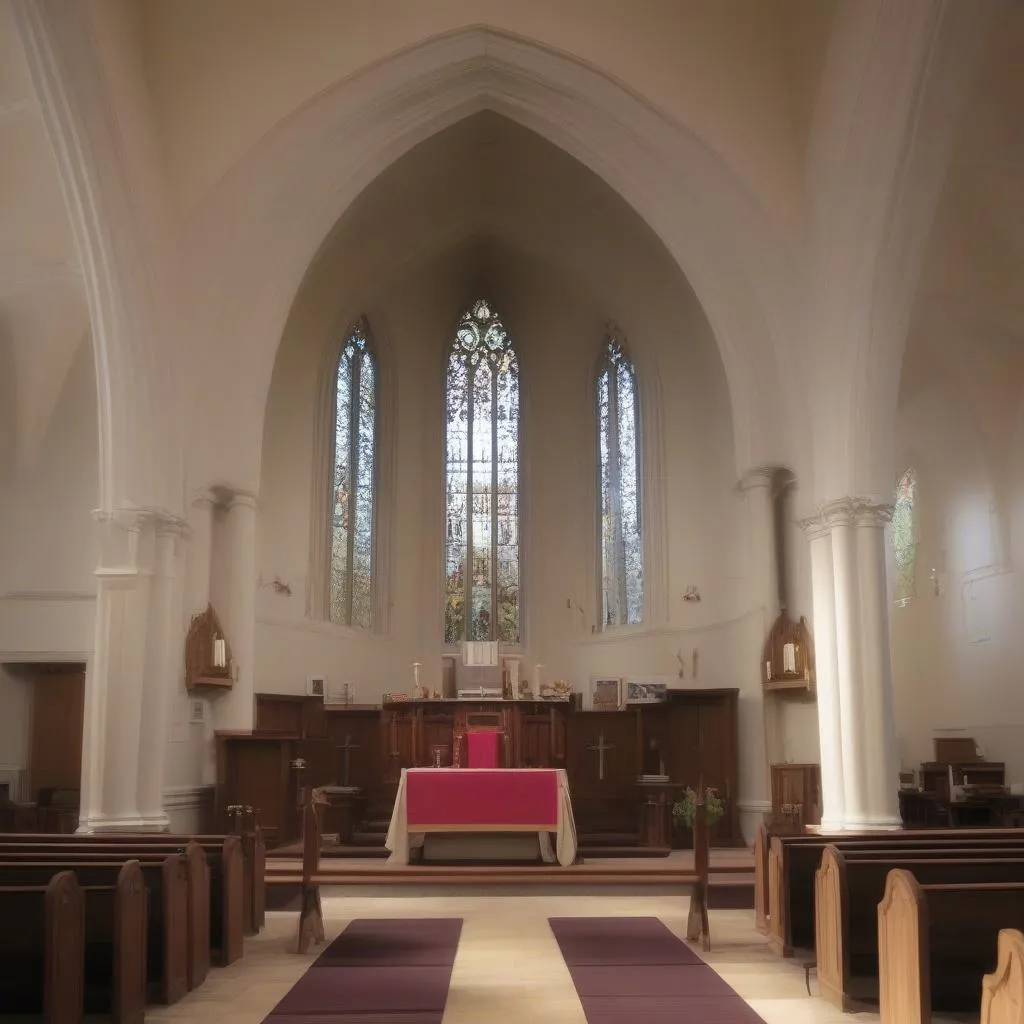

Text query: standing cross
(336, 735), (361, 788)
(587, 732), (615, 782)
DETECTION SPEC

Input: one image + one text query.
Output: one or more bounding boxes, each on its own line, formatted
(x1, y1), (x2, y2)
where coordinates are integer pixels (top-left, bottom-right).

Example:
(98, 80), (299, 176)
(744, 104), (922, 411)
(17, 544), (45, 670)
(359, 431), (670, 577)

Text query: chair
(467, 730), (500, 768)
(456, 712), (506, 768)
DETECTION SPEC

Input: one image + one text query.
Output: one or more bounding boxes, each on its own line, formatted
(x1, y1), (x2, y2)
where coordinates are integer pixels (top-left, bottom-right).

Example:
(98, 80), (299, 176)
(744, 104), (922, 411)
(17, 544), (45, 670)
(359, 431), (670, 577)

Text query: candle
(509, 659), (520, 697)
(765, 660), (772, 680)
(783, 642), (796, 675)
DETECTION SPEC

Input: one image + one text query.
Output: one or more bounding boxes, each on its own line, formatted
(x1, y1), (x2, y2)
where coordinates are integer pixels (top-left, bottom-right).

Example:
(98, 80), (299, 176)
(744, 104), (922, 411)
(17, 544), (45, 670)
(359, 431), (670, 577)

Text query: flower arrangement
(672, 786), (725, 829)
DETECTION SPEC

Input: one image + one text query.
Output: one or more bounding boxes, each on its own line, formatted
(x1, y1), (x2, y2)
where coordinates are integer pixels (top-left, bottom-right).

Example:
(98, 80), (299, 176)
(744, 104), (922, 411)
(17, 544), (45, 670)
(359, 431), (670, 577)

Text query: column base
(841, 816), (902, 831)
(137, 813), (172, 833)
(77, 813), (149, 833)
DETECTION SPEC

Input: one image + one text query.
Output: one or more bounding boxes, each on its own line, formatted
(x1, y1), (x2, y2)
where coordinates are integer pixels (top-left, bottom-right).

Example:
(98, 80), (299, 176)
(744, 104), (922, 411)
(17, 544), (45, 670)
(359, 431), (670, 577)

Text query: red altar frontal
(386, 767), (578, 866)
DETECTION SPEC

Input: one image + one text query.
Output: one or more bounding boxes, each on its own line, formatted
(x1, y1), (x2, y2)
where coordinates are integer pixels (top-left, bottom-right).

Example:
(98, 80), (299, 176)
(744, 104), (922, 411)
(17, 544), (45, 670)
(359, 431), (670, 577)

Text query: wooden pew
(769, 830), (1024, 955)
(754, 822), (769, 933)
(20, 830), (263, 937)
(0, 853), (191, 1005)
(980, 929), (1024, 1024)
(0, 870), (84, 1024)
(879, 871), (1024, 1024)
(815, 845), (1024, 1011)
(81, 860), (148, 1024)
(1, 836), (244, 965)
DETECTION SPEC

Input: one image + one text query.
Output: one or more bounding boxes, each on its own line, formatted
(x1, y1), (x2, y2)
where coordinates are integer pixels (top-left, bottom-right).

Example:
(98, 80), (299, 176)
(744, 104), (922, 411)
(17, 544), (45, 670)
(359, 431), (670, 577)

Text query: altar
(385, 767), (578, 866)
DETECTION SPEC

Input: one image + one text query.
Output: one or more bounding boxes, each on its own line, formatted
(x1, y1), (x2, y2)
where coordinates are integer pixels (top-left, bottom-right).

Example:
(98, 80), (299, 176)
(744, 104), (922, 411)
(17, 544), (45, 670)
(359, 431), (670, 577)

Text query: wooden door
(28, 665), (85, 797)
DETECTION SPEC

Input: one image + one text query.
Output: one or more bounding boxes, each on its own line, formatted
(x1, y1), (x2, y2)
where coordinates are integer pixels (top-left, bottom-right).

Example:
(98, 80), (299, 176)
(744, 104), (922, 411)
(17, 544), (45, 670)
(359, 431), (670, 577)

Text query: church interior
(2, 1), (1024, 1021)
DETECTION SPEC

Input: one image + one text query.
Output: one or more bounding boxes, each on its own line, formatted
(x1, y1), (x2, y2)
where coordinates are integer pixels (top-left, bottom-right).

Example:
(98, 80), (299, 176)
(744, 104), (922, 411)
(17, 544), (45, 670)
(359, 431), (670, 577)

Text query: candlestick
(534, 663), (543, 694)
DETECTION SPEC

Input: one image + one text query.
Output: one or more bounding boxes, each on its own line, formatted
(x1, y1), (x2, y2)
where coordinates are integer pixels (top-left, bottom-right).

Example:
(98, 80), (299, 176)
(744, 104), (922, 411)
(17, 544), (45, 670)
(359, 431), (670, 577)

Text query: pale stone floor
(145, 888), (978, 1024)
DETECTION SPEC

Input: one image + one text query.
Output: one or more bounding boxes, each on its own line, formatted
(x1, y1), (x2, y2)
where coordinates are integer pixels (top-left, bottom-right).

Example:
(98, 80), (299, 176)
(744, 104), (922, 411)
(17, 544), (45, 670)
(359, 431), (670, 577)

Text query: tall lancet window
(330, 318), (376, 628)
(444, 299), (520, 644)
(892, 467), (917, 606)
(597, 332), (643, 627)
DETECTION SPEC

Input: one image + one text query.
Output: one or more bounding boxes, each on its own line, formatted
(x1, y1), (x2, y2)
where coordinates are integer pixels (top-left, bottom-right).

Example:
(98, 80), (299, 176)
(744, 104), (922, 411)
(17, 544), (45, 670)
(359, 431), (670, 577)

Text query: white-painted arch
(182, 27), (797, 493)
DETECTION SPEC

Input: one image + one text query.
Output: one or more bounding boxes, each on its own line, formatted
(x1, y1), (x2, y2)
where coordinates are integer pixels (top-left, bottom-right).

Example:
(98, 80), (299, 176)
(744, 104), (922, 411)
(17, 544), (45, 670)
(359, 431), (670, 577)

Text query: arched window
(330, 318), (376, 628)
(597, 332), (643, 627)
(444, 299), (520, 643)
(892, 467), (917, 606)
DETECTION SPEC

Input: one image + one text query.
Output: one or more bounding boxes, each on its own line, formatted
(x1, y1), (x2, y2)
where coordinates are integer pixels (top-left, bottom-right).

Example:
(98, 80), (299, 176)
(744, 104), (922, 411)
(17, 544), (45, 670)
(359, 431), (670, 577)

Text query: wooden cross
(336, 735), (360, 788)
(587, 732), (615, 781)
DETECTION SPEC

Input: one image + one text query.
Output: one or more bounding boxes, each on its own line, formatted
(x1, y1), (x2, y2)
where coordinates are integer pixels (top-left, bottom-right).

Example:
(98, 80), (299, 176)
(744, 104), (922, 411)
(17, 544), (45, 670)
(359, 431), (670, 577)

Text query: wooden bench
(0, 852), (191, 1004)
(2, 836), (244, 964)
(815, 846), (1024, 1010)
(879, 871), (1024, 1023)
(80, 860), (147, 1024)
(980, 928), (1024, 1024)
(768, 829), (1024, 955)
(0, 870), (84, 1024)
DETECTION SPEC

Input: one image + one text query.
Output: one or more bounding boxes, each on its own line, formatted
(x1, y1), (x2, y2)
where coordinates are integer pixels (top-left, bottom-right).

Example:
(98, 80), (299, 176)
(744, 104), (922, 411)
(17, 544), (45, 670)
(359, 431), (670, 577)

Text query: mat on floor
(263, 918), (462, 1024)
(549, 917), (766, 1023)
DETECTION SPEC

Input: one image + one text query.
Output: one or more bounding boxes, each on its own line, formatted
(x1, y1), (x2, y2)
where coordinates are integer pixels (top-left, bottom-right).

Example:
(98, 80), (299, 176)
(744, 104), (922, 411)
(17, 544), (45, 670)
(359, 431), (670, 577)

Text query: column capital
(190, 488), (219, 510)
(737, 465), (780, 492)
(227, 489), (260, 512)
(801, 497), (892, 535)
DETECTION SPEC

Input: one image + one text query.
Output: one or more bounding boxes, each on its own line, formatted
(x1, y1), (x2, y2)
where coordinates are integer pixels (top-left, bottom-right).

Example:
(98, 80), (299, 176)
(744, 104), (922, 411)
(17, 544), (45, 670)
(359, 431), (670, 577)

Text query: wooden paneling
(771, 763), (821, 827)
(28, 666), (85, 796)
(219, 690), (742, 850)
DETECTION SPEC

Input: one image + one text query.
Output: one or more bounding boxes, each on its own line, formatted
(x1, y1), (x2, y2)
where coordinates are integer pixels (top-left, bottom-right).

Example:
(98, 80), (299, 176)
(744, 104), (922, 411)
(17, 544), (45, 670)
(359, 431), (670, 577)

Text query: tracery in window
(444, 299), (520, 644)
(330, 318), (376, 628)
(598, 332), (643, 627)
(892, 467), (917, 606)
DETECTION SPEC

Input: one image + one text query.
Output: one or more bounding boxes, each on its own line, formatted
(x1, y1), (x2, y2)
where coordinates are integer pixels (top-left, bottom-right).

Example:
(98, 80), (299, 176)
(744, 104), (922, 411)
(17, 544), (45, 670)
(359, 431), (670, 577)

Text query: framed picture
(591, 677), (623, 711)
(625, 680), (668, 704)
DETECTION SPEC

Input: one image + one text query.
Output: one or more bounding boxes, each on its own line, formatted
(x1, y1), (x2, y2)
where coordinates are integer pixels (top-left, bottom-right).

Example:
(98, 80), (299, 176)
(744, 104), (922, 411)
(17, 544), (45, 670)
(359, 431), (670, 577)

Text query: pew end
(982, 929), (1024, 1024)
(754, 822), (769, 934)
(878, 868), (929, 1024)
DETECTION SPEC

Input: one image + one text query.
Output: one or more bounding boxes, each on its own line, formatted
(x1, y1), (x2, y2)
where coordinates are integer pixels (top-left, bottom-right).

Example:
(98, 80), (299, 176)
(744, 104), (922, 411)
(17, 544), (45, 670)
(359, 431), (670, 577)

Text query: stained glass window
(892, 467), (917, 606)
(330, 318), (376, 628)
(598, 334), (643, 627)
(444, 299), (520, 644)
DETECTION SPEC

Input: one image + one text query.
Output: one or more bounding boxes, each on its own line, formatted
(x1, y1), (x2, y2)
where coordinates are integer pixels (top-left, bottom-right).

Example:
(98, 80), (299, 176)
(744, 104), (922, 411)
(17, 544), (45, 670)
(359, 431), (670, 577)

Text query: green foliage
(672, 786), (725, 829)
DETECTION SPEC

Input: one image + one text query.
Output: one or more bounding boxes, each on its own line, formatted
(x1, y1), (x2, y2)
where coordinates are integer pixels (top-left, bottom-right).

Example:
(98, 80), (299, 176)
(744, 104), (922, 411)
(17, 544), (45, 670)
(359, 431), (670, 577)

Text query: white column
(855, 506), (901, 828)
(79, 510), (153, 831)
(217, 491), (258, 732)
(136, 517), (182, 830)
(740, 467), (780, 616)
(739, 466), (778, 835)
(803, 521), (845, 829)
(827, 505), (870, 827)
(804, 498), (900, 831)
(185, 490), (215, 616)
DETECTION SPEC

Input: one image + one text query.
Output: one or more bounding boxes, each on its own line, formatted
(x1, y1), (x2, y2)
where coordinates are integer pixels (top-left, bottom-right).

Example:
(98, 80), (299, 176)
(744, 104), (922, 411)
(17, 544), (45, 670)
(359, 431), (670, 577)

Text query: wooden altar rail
(289, 795), (713, 951)
(878, 872), (1024, 1024)
(981, 929), (1024, 1024)
(815, 846), (1024, 1012)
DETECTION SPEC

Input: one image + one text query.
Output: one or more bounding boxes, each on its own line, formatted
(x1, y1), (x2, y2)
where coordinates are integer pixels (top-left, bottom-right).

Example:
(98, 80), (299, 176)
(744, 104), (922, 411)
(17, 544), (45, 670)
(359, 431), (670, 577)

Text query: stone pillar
(217, 491), (258, 732)
(186, 490), (215, 616)
(136, 517), (182, 830)
(804, 521), (845, 830)
(738, 466), (779, 836)
(740, 467), (780, 616)
(79, 510), (153, 831)
(803, 499), (900, 830)
(855, 506), (900, 828)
